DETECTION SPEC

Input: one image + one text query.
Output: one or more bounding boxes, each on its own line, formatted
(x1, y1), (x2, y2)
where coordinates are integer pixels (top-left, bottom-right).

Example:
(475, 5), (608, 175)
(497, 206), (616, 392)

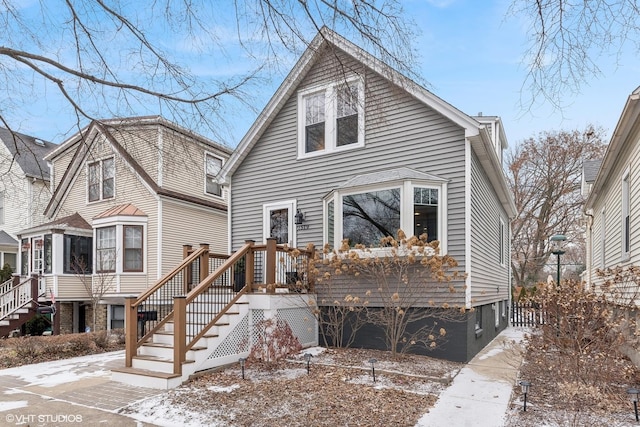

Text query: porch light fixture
(295, 209), (305, 225)
(239, 357), (247, 380)
(368, 358), (377, 382)
(519, 380), (531, 412)
(627, 387), (640, 421)
(304, 353), (312, 374)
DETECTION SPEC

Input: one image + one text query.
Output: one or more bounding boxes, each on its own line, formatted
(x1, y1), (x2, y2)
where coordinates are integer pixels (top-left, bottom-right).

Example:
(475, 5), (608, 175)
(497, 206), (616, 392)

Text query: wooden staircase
(0, 275), (45, 337)
(112, 239), (317, 389)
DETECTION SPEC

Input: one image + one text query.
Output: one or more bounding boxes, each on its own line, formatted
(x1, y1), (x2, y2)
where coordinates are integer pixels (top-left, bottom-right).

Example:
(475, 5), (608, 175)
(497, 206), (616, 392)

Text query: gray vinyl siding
(470, 150), (510, 305)
(231, 46), (467, 306)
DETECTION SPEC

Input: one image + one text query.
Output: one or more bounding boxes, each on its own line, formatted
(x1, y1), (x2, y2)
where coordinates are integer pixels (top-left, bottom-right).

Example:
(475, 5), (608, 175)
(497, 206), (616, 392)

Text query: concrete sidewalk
(416, 327), (528, 427)
(0, 350), (161, 427)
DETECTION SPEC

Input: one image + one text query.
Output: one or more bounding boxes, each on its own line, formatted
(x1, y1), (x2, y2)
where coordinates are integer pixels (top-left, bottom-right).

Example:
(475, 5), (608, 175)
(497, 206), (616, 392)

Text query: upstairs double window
(298, 78), (364, 158)
(88, 157), (115, 202)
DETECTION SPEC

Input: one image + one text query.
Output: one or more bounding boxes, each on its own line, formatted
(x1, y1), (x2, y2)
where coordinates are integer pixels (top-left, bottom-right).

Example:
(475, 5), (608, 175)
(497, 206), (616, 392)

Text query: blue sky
(8, 0), (640, 148)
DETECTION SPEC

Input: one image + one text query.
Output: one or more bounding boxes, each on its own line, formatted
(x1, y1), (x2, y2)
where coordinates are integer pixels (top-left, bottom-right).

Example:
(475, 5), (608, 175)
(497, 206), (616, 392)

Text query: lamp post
(549, 234), (567, 286)
(550, 234), (567, 336)
(304, 353), (312, 375)
(519, 380), (531, 412)
(628, 388), (640, 422)
(238, 357), (246, 380)
(368, 358), (377, 382)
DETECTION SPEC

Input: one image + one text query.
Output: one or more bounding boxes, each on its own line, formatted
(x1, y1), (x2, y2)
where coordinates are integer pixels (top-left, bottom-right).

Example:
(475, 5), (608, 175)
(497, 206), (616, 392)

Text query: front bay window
(298, 78), (364, 158)
(324, 168), (447, 251)
(94, 222), (146, 274)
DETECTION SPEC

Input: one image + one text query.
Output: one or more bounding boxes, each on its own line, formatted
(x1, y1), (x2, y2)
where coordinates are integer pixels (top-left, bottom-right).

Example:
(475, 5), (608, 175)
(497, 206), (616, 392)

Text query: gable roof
(0, 127), (55, 180)
(0, 230), (18, 246)
(219, 27), (516, 217)
(585, 86), (640, 210)
(17, 212), (91, 236)
(44, 117), (230, 217)
(583, 159), (603, 184)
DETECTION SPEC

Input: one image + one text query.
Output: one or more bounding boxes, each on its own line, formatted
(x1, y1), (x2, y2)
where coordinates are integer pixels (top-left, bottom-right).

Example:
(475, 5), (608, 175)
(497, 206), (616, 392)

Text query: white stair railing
(0, 276), (37, 321)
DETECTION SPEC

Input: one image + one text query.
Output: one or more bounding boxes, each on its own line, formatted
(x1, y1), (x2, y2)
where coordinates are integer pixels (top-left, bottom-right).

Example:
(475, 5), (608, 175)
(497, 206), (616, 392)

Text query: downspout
(584, 209), (594, 286)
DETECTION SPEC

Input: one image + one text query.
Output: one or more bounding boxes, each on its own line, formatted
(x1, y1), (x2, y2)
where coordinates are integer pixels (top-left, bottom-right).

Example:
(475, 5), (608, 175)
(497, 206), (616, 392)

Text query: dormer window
(298, 78), (364, 158)
(88, 157), (115, 202)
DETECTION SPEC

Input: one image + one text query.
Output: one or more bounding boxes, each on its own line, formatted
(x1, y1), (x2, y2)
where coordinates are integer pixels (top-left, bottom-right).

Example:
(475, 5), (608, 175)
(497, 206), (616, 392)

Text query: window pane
(270, 208), (289, 244)
(337, 84), (358, 118)
(44, 234), (52, 274)
(337, 114), (358, 146)
(206, 155), (222, 175)
(124, 226), (143, 272)
(64, 235), (92, 274)
(88, 163), (100, 202)
(21, 239), (29, 275)
(414, 188), (438, 242)
(327, 200), (334, 249)
(343, 189), (400, 246)
(4, 253), (16, 270)
(97, 227), (116, 272)
(305, 92), (325, 153)
(0, 191), (4, 225)
(305, 122), (325, 152)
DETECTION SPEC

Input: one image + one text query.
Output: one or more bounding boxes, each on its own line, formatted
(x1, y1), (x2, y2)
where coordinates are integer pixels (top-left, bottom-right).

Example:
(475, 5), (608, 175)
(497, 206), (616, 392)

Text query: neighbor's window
(298, 79), (364, 157)
(63, 235), (92, 274)
(88, 157), (115, 202)
(4, 252), (16, 270)
(96, 226), (116, 273)
(123, 225), (143, 272)
(0, 191), (4, 225)
(43, 234), (52, 274)
(499, 218), (505, 266)
(622, 169), (630, 259)
(205, 153), (223, 197)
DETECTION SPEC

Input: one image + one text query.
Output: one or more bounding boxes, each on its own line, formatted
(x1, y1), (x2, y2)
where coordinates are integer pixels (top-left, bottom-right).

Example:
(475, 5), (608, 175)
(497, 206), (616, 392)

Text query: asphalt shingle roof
(0, 127), (56, 180)
(583, 159), (603, 183)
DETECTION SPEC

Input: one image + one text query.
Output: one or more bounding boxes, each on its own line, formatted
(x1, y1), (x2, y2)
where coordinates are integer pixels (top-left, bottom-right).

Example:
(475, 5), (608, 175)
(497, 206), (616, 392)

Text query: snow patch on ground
(207, 384), (240, 393)
(0, 351), (123, 388)
(0, 401), (28, 412)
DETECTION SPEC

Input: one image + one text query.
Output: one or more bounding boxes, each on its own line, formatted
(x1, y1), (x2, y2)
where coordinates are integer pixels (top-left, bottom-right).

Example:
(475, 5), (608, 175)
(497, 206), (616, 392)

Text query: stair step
(133, 354), (195, 364)
(112, 366), (182, 379)
(142, 342), (206, 351)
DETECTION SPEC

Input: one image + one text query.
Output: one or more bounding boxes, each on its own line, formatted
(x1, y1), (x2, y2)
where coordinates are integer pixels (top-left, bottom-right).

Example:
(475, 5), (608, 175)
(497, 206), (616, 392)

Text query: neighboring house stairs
(112, 240), (318, 389)
(0, 275), (47, 337)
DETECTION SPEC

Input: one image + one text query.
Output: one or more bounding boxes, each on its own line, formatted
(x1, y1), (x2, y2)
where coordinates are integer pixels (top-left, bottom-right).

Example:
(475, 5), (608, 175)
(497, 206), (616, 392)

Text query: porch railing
(125, 238), (315, 373)
(0, 275), (40, 322)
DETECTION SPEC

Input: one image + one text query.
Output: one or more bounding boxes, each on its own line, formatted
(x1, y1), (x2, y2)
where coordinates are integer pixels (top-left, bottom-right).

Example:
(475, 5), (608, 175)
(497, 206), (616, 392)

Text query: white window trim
(499, 218), (506, 267)
(262, 200), (297, 247)
(297, 77), (365, 159)
(204, 151), (224, 199)
(93, 216), (147, 275)
(0, 191), (4, 225)
(600, 208), (606, 269)
(87, 156), (115, 203)
(622, 167), (631, 261)
(324, 179), (447, 254)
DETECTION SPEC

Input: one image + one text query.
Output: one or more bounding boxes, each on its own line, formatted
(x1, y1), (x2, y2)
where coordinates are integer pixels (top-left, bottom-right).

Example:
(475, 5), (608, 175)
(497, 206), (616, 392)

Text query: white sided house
(0, 128), (54, 271)
(15, 116), (231, 335)
(584, 86), (640, 289)
(218, 28), (516, 362)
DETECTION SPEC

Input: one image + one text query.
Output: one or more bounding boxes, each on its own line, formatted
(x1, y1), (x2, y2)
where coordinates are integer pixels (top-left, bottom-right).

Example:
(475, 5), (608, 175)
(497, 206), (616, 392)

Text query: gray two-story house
(219, 28), (516, 362)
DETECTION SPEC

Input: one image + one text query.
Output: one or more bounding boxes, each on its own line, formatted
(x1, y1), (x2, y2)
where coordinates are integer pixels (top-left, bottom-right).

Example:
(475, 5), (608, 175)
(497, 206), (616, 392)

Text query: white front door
(263, 200), (296, 246)
(263, 201), (296, 284)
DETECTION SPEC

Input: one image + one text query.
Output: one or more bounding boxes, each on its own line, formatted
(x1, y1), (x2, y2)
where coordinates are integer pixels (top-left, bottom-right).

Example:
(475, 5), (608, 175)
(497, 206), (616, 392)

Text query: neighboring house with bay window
(17, 116), (231, 333)
(0, 128), (55, 271)
(218, 28), (516, 362)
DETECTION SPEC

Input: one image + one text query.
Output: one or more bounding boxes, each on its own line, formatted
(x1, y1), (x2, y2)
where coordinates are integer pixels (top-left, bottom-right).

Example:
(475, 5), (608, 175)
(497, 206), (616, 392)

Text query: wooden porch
(114, 238), (317, 389)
